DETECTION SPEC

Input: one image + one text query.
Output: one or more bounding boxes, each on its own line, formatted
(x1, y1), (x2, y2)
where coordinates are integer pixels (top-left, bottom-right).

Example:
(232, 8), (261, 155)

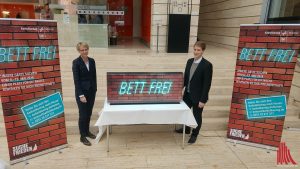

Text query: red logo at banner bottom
(277, 142), (297, 166)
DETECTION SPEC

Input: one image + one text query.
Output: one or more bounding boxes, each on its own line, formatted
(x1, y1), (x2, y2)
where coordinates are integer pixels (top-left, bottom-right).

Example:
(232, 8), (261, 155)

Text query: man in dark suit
(72, 42), (97, 146)
(176, 41), (213, 144)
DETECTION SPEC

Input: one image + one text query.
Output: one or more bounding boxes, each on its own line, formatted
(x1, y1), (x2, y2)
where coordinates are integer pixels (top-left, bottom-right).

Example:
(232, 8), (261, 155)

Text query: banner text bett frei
(0, 19), (67, 164)
(227, 24), (299, 148)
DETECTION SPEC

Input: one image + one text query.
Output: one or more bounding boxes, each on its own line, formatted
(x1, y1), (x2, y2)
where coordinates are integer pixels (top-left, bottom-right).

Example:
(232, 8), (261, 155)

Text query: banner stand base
(286, 127), (300, 131)
(23, 160), (29, 166)
(10, 144), (68, 165)
(227, 139), (277, 152)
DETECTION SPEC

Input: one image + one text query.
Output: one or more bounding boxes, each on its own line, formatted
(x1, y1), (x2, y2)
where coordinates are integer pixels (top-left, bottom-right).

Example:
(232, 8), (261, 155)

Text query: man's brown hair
(194, 41), (206, 51)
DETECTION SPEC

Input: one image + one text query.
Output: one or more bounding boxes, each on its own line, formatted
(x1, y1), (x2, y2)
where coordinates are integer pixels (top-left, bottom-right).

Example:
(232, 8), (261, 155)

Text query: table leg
(182, 124), (185, 149)
(109, 125), (112, 134)
(107, 125), (109, 152)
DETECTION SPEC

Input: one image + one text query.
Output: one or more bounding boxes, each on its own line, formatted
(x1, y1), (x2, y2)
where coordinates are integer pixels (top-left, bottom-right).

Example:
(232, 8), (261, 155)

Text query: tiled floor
(0, 42), (299, 168)
(0, 128), (300, 169)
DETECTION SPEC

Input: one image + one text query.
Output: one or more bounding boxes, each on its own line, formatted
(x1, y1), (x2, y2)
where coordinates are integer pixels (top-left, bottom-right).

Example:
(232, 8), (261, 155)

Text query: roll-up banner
(227, 24), (299, 148)
(0, 19), (67, 164)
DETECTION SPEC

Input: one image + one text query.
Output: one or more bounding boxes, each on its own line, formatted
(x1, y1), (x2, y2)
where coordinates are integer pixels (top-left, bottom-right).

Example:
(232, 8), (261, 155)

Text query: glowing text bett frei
(119, 80), (173, 95)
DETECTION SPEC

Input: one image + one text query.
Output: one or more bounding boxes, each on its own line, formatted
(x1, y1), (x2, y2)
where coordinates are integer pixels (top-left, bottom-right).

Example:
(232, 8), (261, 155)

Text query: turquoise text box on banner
(21, 92), (64, 128)
(245, 95), (287, 119)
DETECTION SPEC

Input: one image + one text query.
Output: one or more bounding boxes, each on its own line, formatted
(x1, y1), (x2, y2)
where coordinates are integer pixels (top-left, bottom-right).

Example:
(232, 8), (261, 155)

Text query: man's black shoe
(188, 135), (197, 144)
(175, 128), (191, 134)
(80, 137), (91, 146)
(87, 132), (96, 139)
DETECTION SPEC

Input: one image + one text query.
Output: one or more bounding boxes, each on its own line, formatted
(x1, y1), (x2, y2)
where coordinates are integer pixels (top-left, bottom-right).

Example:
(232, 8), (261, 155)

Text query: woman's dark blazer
(72, 56), (97, 97)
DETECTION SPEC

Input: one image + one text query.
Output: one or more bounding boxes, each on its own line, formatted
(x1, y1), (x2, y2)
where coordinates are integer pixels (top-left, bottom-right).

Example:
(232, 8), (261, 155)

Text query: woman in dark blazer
(72, 42), (97, 146)
(176, 41), (213, 144)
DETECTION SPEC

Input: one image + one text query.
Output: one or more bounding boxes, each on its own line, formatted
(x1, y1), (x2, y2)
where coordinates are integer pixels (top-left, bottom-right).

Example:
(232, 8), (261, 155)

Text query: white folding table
(95, 99), (197, 151)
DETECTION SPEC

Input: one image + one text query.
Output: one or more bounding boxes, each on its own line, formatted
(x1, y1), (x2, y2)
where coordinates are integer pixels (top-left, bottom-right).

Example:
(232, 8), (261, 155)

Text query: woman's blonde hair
(76, 42), (89, 51)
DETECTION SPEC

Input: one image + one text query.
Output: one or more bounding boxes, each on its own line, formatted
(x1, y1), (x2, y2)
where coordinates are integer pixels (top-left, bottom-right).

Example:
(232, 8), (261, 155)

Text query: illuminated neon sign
(0, 46), (57, 63)
(239, 48), (295, 62)
(119, 80), (172, 95)
(107, 72), (183, 104)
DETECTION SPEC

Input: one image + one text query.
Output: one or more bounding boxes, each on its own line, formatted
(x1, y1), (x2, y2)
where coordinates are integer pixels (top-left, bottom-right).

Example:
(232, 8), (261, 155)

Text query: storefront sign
(77, 10), (124, 15)
(170, 0), (189, 14)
